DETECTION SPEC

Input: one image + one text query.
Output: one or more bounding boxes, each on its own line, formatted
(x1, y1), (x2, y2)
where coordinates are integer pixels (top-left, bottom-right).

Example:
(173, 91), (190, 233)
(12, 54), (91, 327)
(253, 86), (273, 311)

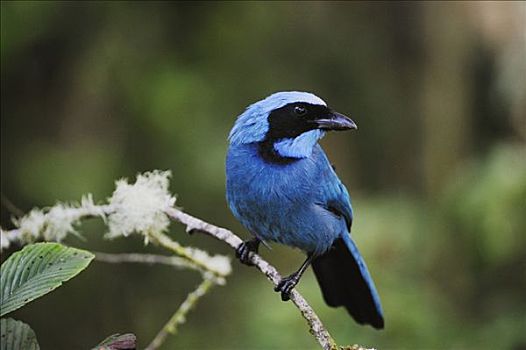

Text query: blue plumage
(226, 91), (384, 329)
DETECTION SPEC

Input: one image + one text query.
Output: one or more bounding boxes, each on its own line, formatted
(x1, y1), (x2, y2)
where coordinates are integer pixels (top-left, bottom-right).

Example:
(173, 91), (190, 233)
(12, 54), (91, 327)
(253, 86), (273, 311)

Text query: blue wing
(316, 151), (353, 231)
(312, 147), (384, 329)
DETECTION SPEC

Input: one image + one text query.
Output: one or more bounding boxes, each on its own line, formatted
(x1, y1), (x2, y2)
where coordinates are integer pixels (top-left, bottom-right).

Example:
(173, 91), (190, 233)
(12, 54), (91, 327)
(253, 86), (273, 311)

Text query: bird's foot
(274, 272), (301, 301)
(235, 239), (260, 266)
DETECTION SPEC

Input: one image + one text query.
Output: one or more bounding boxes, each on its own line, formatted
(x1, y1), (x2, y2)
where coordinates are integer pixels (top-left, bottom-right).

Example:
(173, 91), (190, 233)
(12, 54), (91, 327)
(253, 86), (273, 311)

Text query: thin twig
(0, 193), (25, 217)
(146, 230), (230, 281)
(165, 207), (337, 350)
(93, 251), (226, 285)
(145, 276), (215, 350)
(94, 251), (200, 270)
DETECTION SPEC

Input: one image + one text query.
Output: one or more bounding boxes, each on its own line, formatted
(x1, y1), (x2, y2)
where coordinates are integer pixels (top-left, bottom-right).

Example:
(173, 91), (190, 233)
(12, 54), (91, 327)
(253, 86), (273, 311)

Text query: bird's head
(228, 91), (357, 159)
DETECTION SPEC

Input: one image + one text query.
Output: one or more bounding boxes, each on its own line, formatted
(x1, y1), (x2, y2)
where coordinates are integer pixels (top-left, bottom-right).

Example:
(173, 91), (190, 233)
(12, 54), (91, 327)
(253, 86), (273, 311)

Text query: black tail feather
(312, 237), (384, 329)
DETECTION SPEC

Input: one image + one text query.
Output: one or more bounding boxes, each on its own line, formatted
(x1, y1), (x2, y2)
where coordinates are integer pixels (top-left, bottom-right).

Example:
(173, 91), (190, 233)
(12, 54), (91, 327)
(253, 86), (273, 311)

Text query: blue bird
(226, 91), (384, 329)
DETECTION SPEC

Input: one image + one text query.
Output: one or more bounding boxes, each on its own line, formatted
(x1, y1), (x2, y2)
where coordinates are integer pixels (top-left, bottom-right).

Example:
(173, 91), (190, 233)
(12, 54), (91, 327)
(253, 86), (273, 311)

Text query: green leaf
(0, 243), (94, 316)
(0, 318), (40, 350)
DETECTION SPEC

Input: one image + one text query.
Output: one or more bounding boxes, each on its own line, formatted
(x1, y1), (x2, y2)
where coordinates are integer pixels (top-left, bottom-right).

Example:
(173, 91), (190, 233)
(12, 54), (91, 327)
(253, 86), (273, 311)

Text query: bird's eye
(294, 106), (307, 116)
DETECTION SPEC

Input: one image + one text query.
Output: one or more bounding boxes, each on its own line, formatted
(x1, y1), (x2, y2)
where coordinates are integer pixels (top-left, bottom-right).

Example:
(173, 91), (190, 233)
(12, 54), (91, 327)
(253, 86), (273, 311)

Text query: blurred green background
(1, 1), (525, 349)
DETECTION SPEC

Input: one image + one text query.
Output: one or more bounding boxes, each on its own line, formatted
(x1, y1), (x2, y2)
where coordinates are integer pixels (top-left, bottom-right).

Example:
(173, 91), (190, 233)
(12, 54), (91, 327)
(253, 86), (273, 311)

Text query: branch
(165, 207), (337, 350)
(0, 171), (358, 349)
(145, 276), (215, 350)
(94, 251), (203, 272)
(0, 172), (232, 283)
(146, 230), (230, 282)
(94, 248), (228, 286)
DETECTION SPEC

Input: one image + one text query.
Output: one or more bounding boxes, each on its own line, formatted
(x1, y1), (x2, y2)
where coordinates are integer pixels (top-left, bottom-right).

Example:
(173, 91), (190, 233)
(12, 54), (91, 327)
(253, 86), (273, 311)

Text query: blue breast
(226, 143), (347, 255)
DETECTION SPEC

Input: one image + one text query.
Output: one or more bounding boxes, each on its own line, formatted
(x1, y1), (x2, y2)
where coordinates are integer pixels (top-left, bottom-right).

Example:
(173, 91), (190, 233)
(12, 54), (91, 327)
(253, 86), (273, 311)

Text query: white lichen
(80, 194), (108, 219)
(13, 208), (47, 243)
(1, 171), (231, 283)
(106, 170), (176, 239)
(185, 247), (232, 277)
(45, 205), (77, 241)
(0, 228), (17, 250)
(1, 194), (108, 251)
(1, 171), (176, 248)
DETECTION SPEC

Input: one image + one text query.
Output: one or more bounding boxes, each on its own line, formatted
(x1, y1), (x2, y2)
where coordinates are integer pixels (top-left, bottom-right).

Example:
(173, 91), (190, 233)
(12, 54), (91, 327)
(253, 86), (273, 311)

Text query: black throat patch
(258, 139), (298, 165)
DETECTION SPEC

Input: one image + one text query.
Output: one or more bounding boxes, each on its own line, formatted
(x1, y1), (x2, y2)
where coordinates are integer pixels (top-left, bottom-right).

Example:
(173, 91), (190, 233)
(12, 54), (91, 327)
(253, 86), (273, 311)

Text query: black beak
(315, 111), (357, 131)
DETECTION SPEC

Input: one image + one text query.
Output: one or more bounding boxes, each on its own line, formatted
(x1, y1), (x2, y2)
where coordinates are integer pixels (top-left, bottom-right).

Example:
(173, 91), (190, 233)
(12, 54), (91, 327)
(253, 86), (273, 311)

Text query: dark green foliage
(0, 243), (94, 316)
(0, 318), (39, 350)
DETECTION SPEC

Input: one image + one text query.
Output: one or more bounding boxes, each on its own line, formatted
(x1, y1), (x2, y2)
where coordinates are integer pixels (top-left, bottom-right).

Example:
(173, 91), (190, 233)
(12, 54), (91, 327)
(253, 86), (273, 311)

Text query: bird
(225, 91), (384, 329)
